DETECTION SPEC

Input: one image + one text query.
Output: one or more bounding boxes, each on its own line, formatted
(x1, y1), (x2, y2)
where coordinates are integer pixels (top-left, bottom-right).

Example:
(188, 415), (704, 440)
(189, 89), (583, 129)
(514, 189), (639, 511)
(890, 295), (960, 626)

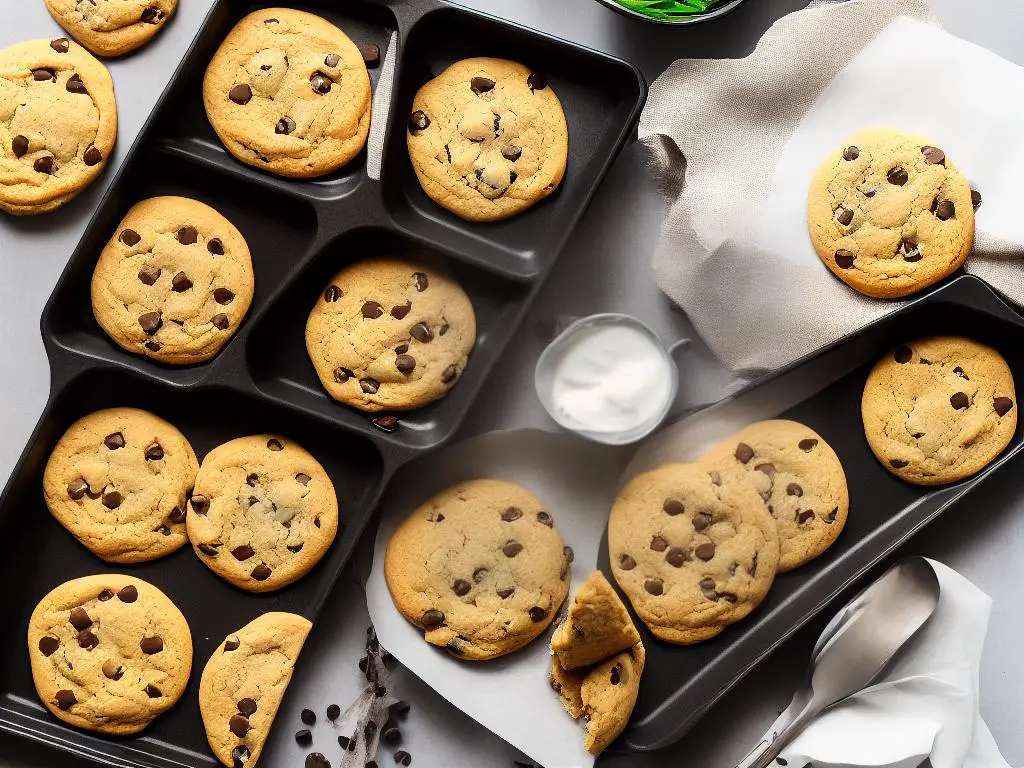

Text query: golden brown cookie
(0, 38), (117, 215)
(305, 258), (476, 412)
(808, 128), (974, 298)
(186, 435), (339, 592)
(44, 0), (177, 57)
(27, 574), (192, 735)
(550, 571), (641, 670)
(42, 407), (198, 563)
(384, 479), (572, 660)
(862, 336), (1017, 484)
(202, 8), (371, 178)
(407, 57), (568, 221)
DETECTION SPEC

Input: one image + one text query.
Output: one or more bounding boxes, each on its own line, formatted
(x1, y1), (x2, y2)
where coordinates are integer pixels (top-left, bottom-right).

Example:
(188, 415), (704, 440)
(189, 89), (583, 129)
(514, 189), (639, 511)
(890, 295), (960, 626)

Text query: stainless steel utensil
(735, 557), (941, 768)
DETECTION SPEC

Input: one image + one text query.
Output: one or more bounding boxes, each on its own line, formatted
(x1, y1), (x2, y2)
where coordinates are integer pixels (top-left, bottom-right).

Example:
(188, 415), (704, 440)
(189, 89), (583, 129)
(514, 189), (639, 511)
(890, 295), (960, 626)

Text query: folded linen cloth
(639, 0), (1024, 375)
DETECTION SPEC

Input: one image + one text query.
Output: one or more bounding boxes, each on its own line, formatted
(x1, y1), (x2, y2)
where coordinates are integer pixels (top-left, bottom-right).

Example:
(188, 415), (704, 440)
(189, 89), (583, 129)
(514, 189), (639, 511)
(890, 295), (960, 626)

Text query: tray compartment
(44, 149), (318, 381)
(246, 226), (530, 449)
(596, 276), (1024, 756)
(0, 368), (386, 767)
(380, 5), (647, 281)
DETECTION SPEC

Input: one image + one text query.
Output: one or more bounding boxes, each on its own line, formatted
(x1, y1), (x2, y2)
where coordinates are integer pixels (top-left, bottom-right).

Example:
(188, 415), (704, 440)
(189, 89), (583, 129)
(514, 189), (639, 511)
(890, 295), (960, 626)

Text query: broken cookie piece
(550, 571), (641, 670)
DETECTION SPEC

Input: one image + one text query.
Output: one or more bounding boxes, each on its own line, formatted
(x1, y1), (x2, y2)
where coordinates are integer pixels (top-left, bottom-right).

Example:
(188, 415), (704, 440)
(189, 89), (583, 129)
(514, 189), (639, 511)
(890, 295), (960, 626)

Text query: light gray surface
(1, 1), (1023, 767)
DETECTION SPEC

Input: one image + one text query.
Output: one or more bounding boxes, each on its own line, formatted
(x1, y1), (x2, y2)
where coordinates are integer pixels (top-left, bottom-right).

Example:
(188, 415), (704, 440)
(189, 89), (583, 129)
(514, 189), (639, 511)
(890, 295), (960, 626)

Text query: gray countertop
(2, 1), (1024, 766)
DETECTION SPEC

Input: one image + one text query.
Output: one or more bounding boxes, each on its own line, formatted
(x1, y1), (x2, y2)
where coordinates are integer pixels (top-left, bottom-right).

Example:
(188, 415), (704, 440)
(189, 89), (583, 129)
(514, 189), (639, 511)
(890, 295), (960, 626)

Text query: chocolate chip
(503, 541), (523, 557)
(12, 135), (28, 158)
(471, 76), (496, 94)
(619, 554), (636, 570)
(894, 345), (913, 363)
(898, 240), (922, 262)
(361, 300), (384, 319)
(321, 703), (339, 722)
(141, 7), (163, 23)
(75, 627), (98, 649)
(83, 145), (103, 166)
(295, 729), (312, 746)
(226, 713), (249, 738)
(409, 111), (430, 134)
(209, 312), (230, 330)
(32, 68), (56, 81)
(952, 366), (968, 380)
(229, 84), (252, 104)
(950, 391), (970, 410)
(101, 660), (124, 681)
(286, 542), (304, 553)
(383, 725), (401, 745)
(834, 249), (855, 269)
(55, 690), (77, 710)
(450, 579), (471, 597)
(657, 498), (683, 517)
(168, 271), (192, 292)
(733, 442), (755, 464)
(527, 71), (548, 91)
(222, 636), (240, 652)
(921, 146), (945, 165)
(322, 285), (345, 304)
(102, 490), (122, 509)
(441, 365), (459, 384)
(395, 751), (412, 766)
(470, 567), (488, 584)
(644, 578), (663, 596)
(786, 483), (803, 497)
(141, 636), (163, 654)
(528, 606), (547, 622)
(39, 635), (61, 656)
(34, 156), (54, 174)
(563, 546), (574, 564)
(138, 311), (162, 334)
(207, 238), (224, 255)
(51, 37), (70, 52)
(334, 367), (353, 383)
(338, 736), (351, 750)
(410, 322), (433, 342)
(501, 145), (523, 162)
(372, 415), (399, 432)
(797, 510), (816, 524)
(699, 577), (718, 600)
(696, 542), (716, 561)
(890, 459), (909, 469)
(300, 708), (316, 725)
(231, 545), (255, 561)
(497, 586), (515, 599)
(210, 287), (235, 305)
(501, 507), (523, 522)
(191, 494), (209, 515)
(389, 301), (412, 320)
(305, 754), (330, 768)
(251, 563), (272, 581)
(198, 543), (219, 556)
(666, 547), (688, 567)
(67, 479), (88, 500)
(360, 378), (380, 394)
(536, 511), (553, 527)
(231, 745), (251, 768)
(934, 200), (955, 221)
(992, 396), (1014, 416)
(650, 535), (668, 552)
(394, 354), (416, 374)
(887, 166), (909, 185)
(116, 229), (142, 249)
(842, 145), (860, 161)
(308, 71), (333, 93)
(422, 609), (445, 627)
(271, 115), (298, 137)
(971, 189), (982, 210)
(65, 74), (88, 95)
(692, 512), (712, 531)
(155, 524), (171, 536)
(836, 207), (854, 226)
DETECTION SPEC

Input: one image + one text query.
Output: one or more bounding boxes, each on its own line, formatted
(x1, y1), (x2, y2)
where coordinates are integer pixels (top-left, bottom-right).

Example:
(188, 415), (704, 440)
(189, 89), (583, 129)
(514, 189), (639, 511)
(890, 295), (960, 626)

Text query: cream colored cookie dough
(200, 612), (312, 768)
(808, 128), (974, 298)
(27, 574), (192, 735)
(187, 435), (339, 592)
(0, 38), (117, 215)
(550, 571), (641, 670)
(91, 196), (254, 364)
(407, 57), (568, 221)
(305, 257), (476, 412)
(608, 463), (780, 644)
(203, 8), (371, 178)
(43, 407), (198, 563)
(701, 420), (848, 572)
(862, 336), (1016, 484)
(44, 0), (176, 57)
(385, 479), (572, 661)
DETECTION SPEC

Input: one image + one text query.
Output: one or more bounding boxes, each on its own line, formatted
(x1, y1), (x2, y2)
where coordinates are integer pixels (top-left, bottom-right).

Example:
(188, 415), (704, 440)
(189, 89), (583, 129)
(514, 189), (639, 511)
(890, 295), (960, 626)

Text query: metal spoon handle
(734, 698), (821, 768)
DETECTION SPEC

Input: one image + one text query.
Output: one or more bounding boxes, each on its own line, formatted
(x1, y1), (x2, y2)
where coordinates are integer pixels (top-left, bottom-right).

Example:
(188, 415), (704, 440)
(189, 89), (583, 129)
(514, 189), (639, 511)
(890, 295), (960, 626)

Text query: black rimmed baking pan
(0, 1), (646, 765)
(594, 274), (1024, 759)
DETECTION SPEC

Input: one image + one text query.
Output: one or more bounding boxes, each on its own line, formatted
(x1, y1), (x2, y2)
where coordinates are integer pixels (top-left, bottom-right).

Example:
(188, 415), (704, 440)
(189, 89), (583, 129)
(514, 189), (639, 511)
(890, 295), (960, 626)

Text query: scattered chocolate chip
(12, 135), (29, 158)
(748, 553), (759, 576)
(650, 535), (668, 552)
(101, 659), (123, 680)
(898, 240), (922, 262)
(119, 228), (142, 247)
(950, 391), (970, 410)
(620, 554), (636, 570)
(207, 238), (224, 255)
(537, 511), (553, 527)
(360, 378), (380, 395)
(502, 145), (523, 162)
(472, 567), (488, 583)
(836, 207), (854, 226)
(359, 44), (380, 66)
(265, 438), (283, 452)
(34, 156), (54, 174)
(251, 564), (272, 581)
(890, 459), (909, 469)
(842, 145), (860, 161)
(912, 432), (925, 439)
(323, 703), (340, 721)
(305, 754), (330, 768)
(894, 345), (913, 363)
(198, 543), (219, 557)
(528, 606), (547, 622)
(497, 586), (515, 599)
(644, 578), (664, 596)
(372, 415), (399, 433)
(191, 495), (209, 515)
(170, 271), (193, 292)
(55, 690), (77, 710)
(383, 725), (402, 745)
(699, 577), (718, 600)
(223, 637), (240, 652)
(409, 111), (430, 134)
(734, 442), (755, 464)
(102, 490), (122, 509)
(452, 579), (471, 596)
(390, 302), (412, 320)
(300, 708), (316, 726)
(824, 508), (838, 524)
(395, 354), (416, 374)
(527, 71), (548, 91)
(310, 72), (332, 94)
(695, 542), (716, 561)
(692, 512), (712, 531)
(921, 146), (945, 165)
(146, 684), (162, 698)
(503, 541), (523, 557)
(32, 68), (56, 81)
(83, 145), (103, 166)
(797, 510), (816, 525)
(834, 249), (855, 269)
(211, 313), (230, 330)
(229, 84), (252, 104)
(51, 38), (70, 52)
(994, 396), (1014, 416)
(273, 115), (297, 136)
(934, 200), (955, 221)
(662, 498), (684, 516)
(361, 300), (384, 319)
(66, 74), (88, 95)
(138, 311), (162, 334)
(971, 189), (982, 210)
(887, 166), (908, 185)
(441, 365), (458, 384)
(141, 7), (164, 23)
(471, 76), (496, 94)
(231, 745), (250, 768)
(422, 609), (445, 627)
(77, 629), (98, 649)
(338, 736), (351, 750)
(231, 545), (255, 561)
(786, 483), (803, 497)
(394, 751), (412, 766)
(501, 507), (523, 522)
(953, 366), (969, 380)
(287, 543), (304, 553)
(212, 287), (235, 305)
(410, 322), (433, 342)
(295, 729), (312, 746)
(334, 367), (354, 383)
(39, 635), (61, 656)
(140, 635), (163, 654)
(666, 547), (688, 567)
(67, 479), (89, 500)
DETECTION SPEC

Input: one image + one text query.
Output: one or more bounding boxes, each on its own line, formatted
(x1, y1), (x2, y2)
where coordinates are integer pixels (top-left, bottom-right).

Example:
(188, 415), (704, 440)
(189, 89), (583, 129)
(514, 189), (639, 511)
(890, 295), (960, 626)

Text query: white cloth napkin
(638, 0), (1024, 375)
(775, 560), (1009, 768)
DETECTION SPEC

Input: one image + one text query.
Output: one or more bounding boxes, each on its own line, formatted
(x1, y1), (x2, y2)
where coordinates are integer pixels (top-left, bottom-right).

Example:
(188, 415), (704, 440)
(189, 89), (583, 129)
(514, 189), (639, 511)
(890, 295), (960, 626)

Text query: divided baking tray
(0, 1), (646, 765)
(595, 274), (1024, 758)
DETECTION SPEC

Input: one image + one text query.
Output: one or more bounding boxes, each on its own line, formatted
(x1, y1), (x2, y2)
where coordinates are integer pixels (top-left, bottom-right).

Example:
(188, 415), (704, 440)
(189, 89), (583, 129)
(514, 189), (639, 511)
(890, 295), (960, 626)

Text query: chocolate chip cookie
(27, 574), (192, 735)
(44, 0), (177, 57)
(199, 612), (312, 768)
(186, 435), (339, 592)
(384, 478), (572, 660)
(700, 420), (848, 572)
(305, 258), (476, 412)
(42, 407), (198, 563)
(862, 337), (1017, 485)
(608, 463), (780, 644)
(808, 128), (974, 298)
(550, 571), (641, 670)
(550, 642), (645, 755)
(91, 196), (254, 364)
(407, 57), (568, 222)
(0, 38), (117, 215)
(202, 8), (371, 178)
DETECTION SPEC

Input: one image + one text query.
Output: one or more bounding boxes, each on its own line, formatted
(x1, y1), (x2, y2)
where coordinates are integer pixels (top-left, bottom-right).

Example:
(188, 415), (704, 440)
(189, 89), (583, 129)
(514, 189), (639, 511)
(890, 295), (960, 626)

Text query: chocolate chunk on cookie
(200, 612), (312, 768)
(305, 258), (476, 412)
(28, 575), (192, 734)
(701, 420), (848, 572)
(384, 479), (571, 660)
(862, 336), (1017, 484)
(91, 196), (255, 364)
(406, 57), (568, 222)
(550, 571), (641, 670)
(0, 38), (117, 215)
(44, 0), (176, 57)
(42, 407), (198, 563)
(608, 463), (780, 644)
(186, 435), (339, 592)
(808, 128), (974, 298)
(202, 8), (371, 178)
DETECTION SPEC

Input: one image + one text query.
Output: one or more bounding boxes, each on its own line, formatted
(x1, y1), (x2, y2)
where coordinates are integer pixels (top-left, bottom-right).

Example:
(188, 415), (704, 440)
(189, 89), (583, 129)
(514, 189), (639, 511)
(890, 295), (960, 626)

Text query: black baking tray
(595, 274), (1024, 758)
(0, 1), (645, 765)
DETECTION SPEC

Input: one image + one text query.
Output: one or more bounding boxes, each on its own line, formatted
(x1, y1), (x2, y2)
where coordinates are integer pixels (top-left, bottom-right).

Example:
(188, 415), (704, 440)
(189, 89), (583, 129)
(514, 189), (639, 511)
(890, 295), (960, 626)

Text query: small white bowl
(534, 313), (686, 446)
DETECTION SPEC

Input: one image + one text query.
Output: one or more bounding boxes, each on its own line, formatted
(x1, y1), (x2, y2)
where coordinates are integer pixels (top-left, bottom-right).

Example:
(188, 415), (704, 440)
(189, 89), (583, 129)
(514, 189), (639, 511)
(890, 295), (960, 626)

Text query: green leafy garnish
(611, 0), (723, 19)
